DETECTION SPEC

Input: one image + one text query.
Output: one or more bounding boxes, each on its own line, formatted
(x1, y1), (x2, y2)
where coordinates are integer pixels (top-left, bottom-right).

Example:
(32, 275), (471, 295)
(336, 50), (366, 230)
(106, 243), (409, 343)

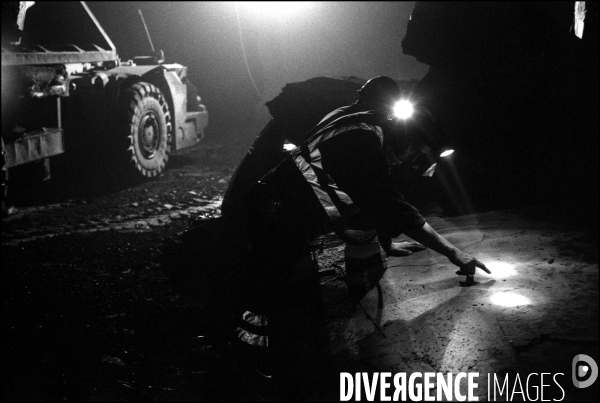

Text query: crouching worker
(233, 77), (490, 400)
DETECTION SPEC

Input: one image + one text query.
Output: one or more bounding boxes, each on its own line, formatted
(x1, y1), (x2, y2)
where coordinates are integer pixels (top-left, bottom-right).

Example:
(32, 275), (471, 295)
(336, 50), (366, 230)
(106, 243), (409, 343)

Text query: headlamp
(439, 149), (454, 157)
(283, 143), (297, 152)
(392, 99), (414, 120)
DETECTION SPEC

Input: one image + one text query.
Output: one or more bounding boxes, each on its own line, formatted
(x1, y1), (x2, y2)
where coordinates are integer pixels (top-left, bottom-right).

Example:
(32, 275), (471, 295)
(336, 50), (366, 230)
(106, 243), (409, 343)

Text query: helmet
(358, 76), (401, 107)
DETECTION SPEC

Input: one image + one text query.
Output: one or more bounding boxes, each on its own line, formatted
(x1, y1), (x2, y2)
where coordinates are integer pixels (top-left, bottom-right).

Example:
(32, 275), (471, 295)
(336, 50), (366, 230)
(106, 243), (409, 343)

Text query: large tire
(1, 137), (8, 216)
(122, 82), (172, 178)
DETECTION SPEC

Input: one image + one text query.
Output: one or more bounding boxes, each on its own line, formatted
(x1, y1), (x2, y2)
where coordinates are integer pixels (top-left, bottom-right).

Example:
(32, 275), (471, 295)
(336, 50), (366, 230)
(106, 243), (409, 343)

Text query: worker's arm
(321, 130), (426, 236)
(404, 222), (491, 276)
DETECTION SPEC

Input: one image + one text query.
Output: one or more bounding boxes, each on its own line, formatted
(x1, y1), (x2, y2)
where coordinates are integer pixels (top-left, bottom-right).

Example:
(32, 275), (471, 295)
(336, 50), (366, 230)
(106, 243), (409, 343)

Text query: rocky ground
(2, 125), (599, 401)
(2, 128), (255, 401)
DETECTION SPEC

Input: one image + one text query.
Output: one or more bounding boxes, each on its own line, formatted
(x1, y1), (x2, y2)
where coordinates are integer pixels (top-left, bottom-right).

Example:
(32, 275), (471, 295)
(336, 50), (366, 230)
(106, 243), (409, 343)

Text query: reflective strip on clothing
(242, 310), (268, 327)
(236, 310), (270, 347)
(291, 122), (383, 225)
(307, 123), (383, 149)
(292, 153), (346, 225)
(236, 327), (269, 347)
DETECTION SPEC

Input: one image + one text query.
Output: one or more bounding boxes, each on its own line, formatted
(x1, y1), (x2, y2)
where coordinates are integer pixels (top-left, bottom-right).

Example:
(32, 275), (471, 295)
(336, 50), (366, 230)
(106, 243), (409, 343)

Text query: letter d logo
(572, 354), (598, 388)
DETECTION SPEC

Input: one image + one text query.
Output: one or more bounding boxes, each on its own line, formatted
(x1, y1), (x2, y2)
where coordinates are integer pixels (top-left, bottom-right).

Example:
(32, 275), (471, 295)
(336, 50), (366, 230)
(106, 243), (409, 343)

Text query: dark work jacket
(257, 111), (425, 241)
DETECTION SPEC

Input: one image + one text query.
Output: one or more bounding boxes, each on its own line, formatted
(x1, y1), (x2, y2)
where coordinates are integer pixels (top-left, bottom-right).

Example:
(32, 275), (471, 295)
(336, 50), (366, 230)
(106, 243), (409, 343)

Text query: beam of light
(482, 261), (517, 278)
(235, 2), (314, 17)
(283, 143), (297, 151)
(393, 99), (414, 120)
(440, 149), (454, 158)
(434, 151), (475, 216)
(490, 292), (531, 307)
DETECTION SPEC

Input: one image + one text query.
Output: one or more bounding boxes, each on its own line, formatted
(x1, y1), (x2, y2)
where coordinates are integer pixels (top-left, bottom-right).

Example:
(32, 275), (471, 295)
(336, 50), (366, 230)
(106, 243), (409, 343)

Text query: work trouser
(241, 182), (312, 313)
(234, 182), (325, 399)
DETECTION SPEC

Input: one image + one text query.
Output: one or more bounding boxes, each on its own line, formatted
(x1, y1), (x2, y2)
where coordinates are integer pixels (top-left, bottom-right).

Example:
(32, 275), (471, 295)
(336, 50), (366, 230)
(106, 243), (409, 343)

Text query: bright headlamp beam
(393, 100), (414, 120)
(490, 292), (531, 307)
(440, 149), (454, 157)
(482, 261), (516, 278)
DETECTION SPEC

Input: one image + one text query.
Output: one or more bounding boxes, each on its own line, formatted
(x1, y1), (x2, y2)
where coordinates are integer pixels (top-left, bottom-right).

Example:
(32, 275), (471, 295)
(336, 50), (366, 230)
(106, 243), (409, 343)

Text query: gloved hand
(450, 250), (490, 286)
(385, 241), (426, 256)
(450, 249), (490, 275)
